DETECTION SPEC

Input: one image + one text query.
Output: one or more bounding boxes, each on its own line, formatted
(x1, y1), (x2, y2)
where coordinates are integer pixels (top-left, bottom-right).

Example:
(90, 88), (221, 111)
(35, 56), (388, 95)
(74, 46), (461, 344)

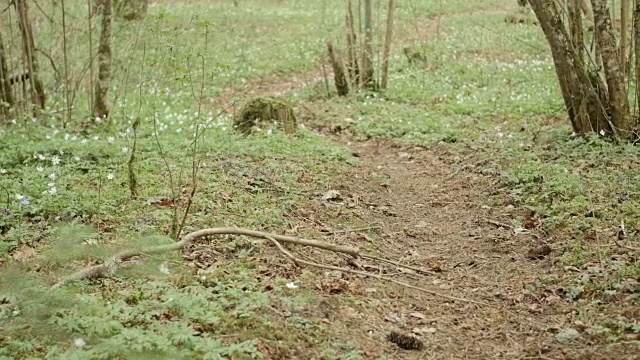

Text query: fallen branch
(50, 227), (484, 306)
(486, 219), (513, 229)
(264, 235), (486, 306)
(51, 228), (359, 289)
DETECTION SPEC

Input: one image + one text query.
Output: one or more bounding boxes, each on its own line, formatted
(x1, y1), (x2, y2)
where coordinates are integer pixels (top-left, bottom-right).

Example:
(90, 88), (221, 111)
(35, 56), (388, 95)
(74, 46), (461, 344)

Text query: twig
(361, 254), (437, 275)
(51, 227), (485, 307)
(322, 225), (381, 235)
(486, 219), (513, 229)
(262, 235), (487, 306)
(51, 228), (360, 289)
(614, 239), (640, 252)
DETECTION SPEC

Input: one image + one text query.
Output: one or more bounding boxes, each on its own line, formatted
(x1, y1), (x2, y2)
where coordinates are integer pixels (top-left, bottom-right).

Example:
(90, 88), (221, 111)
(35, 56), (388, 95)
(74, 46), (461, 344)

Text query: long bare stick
(263, 235), (486, 306)
(51, 228), (360, 289)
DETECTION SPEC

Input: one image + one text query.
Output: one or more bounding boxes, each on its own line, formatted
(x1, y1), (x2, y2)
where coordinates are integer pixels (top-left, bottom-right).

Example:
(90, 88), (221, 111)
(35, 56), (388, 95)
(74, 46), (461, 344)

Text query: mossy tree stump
(233, 97), (297, 135)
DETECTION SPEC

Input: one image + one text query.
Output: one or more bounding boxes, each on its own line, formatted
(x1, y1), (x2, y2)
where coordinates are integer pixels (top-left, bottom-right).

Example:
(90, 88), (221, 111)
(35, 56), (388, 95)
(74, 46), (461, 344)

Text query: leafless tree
(0, 32), (13, 119)
(93, 0), (113, 119)
(14, 0), (46, 114)
(526, 0), (638, 141)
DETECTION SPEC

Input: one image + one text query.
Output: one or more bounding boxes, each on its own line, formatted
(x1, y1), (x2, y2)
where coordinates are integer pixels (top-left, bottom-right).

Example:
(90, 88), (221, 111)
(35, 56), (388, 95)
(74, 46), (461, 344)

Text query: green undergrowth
(301, 3), (639, 344)
(0, 0), (375, 357)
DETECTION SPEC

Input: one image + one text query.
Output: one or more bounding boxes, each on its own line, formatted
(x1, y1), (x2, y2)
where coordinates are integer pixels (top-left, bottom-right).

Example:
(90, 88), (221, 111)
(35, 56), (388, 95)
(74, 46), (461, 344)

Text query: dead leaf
(430, 263), (445, 272)
(12, 245), (36, 262)
(408, 312), (426, 320)
(525, 245), (552, 260)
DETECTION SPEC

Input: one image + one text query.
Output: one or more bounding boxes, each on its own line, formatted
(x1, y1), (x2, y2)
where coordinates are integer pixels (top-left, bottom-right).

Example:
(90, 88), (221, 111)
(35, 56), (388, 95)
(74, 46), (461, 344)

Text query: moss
(233, 97), (297, 135)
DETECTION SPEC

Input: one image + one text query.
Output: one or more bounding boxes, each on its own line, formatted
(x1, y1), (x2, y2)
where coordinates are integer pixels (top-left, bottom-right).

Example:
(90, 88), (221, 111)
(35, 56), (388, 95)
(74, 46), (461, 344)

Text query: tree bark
(380, 0), (396, 90)
(327, 41), (349, 96)
(620, 0), (630, 78)
(345, 0), (360, 87)
(361, 0), (375, 89)
(93, 0), (113, 119)
(528, 0), (610, 134)
(634, 0), (640, 116)
(0, 32), (13, 118)
(591, 0), (631, 138)
(14, 0), (46, 113)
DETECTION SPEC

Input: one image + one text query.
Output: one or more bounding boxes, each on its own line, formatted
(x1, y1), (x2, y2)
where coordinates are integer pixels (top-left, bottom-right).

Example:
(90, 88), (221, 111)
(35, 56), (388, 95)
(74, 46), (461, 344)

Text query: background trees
(526, 0), (639, 141)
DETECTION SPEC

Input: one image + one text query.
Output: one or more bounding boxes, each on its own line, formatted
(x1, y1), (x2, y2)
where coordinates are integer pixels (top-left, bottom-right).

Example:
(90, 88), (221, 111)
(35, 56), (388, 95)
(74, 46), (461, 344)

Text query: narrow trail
(203, 3), (636, 359)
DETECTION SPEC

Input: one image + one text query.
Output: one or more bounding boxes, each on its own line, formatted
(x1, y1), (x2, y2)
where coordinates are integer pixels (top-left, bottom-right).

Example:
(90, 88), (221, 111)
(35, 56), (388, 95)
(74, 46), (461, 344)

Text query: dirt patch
(299, 139), (637, 359)
(194, 2), (636, 357)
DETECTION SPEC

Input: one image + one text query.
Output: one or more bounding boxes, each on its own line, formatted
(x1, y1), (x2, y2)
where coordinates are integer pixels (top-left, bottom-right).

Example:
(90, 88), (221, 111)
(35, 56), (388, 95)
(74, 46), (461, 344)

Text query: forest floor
(1, 0), (638, 359)
(197, 3), (639, 359)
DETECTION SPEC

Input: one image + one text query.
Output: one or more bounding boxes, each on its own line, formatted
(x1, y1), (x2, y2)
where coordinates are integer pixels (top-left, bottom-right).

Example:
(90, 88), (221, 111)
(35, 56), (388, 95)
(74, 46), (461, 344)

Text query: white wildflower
(285, 282), (299, 289)
(73, 338), (86, 348)
(51, 156), (60, 166)
(107, 136), (115, 144)
(15, 194), (24, 200)
(122, 146), (129, 153)
(48, 173), (57, 180)
(107, 173), (115, 180)
(81, 139), (88, 144)
(47, 186), (57, 195)
(36, 167), (44, 172)
(36, 153), (46, 161)
(0, 168), (6, 174)
(599, 129), (605, 136)
(159, 262), (171, 274)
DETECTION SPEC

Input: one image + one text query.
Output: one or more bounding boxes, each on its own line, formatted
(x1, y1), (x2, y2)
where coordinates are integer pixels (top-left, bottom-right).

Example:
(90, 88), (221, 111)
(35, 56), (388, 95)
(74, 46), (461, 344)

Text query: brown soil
(199, 3), (638, 358)
(299, 140), (636, 359)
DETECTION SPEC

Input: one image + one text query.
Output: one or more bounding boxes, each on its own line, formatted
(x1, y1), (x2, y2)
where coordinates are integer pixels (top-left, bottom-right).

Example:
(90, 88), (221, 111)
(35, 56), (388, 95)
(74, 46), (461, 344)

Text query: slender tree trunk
(380, 0), (396, 90)
(361, 0), (375, 89)
(0, 32), (13, 118)
(620, 0), (630, 78)
(14, 0), (46, 113)
(345, 0), (360, 87)
(568, 0), (584, 65)
(634, 0), (640, 115)
(528, 0), (609, 133)
(591, 0), (631, 138)
(327, 40), (349, 96)
(93, 0), (113, 119)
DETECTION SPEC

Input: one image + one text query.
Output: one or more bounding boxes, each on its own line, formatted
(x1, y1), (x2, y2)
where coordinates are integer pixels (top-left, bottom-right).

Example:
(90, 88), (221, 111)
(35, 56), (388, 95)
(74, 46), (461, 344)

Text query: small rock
(322, 189), (342, 201)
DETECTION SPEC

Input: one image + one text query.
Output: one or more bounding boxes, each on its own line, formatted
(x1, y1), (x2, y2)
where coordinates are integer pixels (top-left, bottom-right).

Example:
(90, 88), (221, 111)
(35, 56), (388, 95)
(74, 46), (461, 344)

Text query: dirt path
(203, 4), (636, 359)
(294, 139), (634, 359)
(311, 141), (556, 359)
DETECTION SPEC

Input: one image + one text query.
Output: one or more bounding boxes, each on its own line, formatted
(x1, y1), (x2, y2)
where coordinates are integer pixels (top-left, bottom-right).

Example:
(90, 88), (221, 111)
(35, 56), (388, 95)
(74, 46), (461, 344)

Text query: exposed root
(51, 227), (485, 306)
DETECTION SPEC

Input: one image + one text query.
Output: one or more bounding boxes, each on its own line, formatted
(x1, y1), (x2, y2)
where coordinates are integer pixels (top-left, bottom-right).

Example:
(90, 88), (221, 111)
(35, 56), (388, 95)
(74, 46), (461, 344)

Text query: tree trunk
(361, 0), (375, 89)
(93, 0), (113, 119)
(634, 0), (640, 116)
(620, 0), (630, 79)
(14, 0), (46, 113)
(527, 0), (610, 134)
(345, 0), (360, 87)
(0, 32), (13, 119)
(380, 0), (396, 90)
(327, 41), (349, 96)
(591, 0), (631, 138)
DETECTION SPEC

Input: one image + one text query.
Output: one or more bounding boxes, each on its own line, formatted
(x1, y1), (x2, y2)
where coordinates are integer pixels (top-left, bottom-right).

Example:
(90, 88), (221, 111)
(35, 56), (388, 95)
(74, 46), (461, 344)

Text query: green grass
(302, 3), (640, 345)
(1, 0), (639, 357)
